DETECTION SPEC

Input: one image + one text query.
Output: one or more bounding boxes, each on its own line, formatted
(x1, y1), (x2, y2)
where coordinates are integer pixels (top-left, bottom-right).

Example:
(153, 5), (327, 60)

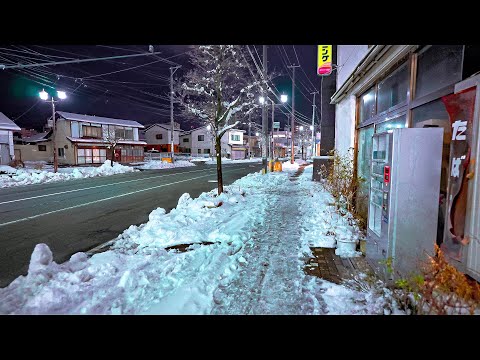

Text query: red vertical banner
(441, 87), (477, 261)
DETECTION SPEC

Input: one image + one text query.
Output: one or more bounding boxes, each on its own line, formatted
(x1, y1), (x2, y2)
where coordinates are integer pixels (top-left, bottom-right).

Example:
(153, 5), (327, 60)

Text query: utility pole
(288, 65), (300, 164)
(262, 45), (268, 173)
(51, 98), (57, 173)
(271, 101), (275, 160)
(248, 113), (252, 159)
(169, 65), (181, 160)
(310, 91), (318, 158)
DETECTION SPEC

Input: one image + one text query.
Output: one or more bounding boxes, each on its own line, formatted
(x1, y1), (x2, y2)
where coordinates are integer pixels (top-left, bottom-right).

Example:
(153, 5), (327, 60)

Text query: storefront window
(356, 125), (374, 219)
(359, 86), (376, 123)
(377, 63), (409, 113)
(77, 148), (107, 164)
(415, 45), (463, 99)
(375, 114), (407, 133)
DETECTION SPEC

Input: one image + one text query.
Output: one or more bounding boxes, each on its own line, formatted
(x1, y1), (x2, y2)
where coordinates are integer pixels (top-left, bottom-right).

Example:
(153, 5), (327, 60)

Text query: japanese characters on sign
(441, 87), (476, 261)
(317, 45), (332, 76)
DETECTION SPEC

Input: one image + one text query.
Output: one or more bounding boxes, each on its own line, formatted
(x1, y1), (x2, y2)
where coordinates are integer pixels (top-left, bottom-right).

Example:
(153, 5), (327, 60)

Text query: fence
(144, 152), (211, 161)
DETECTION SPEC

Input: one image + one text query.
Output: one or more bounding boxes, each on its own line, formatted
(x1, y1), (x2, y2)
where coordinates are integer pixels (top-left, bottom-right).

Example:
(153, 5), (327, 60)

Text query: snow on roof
(144, 123), (182, 132)
(22, 131), (51, 143)
(57, 111), (145, 128)
(0, 112), (21, 131)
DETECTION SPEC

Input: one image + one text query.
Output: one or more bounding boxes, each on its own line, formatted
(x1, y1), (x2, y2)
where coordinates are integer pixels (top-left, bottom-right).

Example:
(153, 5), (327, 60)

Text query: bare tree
(176, 45), (266, 194)
(103, 126), (122, 167)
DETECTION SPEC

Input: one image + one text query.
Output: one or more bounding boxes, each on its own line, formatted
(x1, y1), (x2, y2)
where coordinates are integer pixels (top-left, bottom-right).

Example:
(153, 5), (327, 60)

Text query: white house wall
(336, 45), (370, 90)
(335, 95), (356, 156)
(191, 128), (214, 154)
(145, 125), (179, 145)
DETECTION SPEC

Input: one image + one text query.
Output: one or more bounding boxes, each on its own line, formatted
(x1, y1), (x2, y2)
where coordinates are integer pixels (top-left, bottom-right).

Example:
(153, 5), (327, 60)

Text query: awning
(66, 136), (147, 146)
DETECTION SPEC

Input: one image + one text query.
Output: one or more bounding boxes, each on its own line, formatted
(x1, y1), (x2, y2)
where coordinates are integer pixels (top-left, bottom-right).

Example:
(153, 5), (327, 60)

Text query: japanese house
(0, 112), (21, 165)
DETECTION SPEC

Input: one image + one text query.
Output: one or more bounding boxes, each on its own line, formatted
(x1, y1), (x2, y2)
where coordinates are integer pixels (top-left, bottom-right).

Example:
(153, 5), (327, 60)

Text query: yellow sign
(317, 45), (332, 76)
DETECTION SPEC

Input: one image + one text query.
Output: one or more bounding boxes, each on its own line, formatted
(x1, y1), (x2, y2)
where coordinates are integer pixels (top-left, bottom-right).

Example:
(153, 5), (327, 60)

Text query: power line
(292, 45), (317, 92)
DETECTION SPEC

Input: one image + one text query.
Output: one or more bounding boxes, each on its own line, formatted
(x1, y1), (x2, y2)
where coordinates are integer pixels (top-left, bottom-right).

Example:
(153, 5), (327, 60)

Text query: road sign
(273, 122), (280, 129)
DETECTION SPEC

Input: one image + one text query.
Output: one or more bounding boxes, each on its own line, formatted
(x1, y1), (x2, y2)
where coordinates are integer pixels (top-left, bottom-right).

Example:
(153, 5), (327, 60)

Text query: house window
(58, 148), (65, 157)
(156, 133), (163, 140)
(183, 138), (189, 143)
(359, 86), (377, 124)
(82, 126), (102, 139)
(198, 149), (202, 153)
(415, 45), (464, 99)
(375, 114), (407, 134)
(204, 148), (210, 154)
(377, 63), (409, 113)
(198, 135), (205, 141)
(38, 145), (46, 151)
(77, 148), (107, 164)
(115, 127), (134, 140)
(231, 134), (240, 141)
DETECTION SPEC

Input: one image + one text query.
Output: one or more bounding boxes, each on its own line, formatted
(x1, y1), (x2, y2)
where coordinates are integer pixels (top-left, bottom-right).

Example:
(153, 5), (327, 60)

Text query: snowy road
(0, 163), (262, 288)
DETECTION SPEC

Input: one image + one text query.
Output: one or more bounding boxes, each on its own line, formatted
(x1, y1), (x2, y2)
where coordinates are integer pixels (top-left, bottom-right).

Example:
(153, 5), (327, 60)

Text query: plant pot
(336, 239), (357, 252)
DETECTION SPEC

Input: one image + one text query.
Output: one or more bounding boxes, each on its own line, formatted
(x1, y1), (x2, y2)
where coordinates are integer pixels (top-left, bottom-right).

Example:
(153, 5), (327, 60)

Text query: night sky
(0, 45), (323, 133)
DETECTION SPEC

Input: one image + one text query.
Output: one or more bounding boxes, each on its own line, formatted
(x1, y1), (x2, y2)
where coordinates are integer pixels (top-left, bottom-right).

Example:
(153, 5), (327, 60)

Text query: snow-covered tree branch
(175, 45), (270, 194)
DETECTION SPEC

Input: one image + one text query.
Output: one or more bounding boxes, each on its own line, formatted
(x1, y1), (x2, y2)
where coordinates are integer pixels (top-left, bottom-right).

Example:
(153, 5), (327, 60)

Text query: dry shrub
(8, 159), (24, 168)
(384, 246), (480, 315)
(319, 148), (366, 229)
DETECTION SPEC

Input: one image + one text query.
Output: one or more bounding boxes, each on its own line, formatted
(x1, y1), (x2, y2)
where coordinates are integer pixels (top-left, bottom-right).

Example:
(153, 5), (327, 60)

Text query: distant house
(17, 111), (146, 165)
(0, 112), (21, 164)
(142, 122), (182, 153)
(14, 131), (53, 162)
(179, 125), (247, 159)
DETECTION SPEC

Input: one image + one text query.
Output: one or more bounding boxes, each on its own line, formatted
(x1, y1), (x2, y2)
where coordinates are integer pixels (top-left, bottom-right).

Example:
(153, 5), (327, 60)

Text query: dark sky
(0, 45), (322, 133)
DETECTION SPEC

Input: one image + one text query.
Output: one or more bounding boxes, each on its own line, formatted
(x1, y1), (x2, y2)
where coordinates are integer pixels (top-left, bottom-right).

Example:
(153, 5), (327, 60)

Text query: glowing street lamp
(280, 94), (288, 103)
(39, 89), (67, 173)
(259, 96), (265, 104)
(310, 125), (314, 130)
(39, 89), (49, 100)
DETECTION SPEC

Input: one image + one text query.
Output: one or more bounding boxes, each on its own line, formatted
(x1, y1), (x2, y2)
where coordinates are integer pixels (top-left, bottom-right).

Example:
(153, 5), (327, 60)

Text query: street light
(39, 89), (67, 173)
(259, 96), (265, 104)
(280, 94), (288, 103)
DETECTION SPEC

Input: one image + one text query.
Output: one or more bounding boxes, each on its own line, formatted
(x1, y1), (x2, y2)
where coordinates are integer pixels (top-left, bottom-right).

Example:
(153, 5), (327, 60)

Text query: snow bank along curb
(137, 160), (196, 170)
(0, 162), (389, 315)
(0, 161), (136, 188)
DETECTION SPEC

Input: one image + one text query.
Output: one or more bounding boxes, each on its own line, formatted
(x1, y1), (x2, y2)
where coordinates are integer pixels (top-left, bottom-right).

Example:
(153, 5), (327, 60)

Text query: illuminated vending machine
(366, 128), (443, 277)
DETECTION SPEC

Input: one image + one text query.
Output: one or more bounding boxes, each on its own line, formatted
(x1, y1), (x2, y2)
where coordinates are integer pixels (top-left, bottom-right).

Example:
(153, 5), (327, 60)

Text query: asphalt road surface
(0, 162), (262, 288)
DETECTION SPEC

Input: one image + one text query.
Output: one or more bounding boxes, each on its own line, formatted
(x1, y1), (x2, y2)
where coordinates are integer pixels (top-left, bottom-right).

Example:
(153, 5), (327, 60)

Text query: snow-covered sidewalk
(0, 162), (393, 315)
(0, 161), (136, 188)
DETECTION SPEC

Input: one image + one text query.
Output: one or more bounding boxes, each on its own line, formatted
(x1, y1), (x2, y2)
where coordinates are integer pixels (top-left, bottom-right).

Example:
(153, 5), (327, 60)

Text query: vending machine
(366, 128), (444, 277)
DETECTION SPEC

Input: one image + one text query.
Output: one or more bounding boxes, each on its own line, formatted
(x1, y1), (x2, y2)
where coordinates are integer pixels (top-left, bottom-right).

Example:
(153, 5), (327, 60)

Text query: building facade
(16, 111), (146, 165)
(142, 122), (181, 153)
(0, 112), (21, 165)
(331, 45), (480, 280)
(179, 126), (246, 159)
